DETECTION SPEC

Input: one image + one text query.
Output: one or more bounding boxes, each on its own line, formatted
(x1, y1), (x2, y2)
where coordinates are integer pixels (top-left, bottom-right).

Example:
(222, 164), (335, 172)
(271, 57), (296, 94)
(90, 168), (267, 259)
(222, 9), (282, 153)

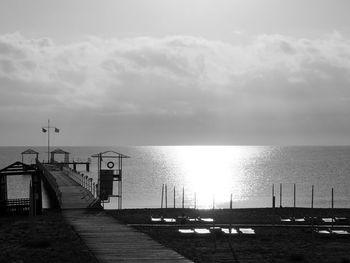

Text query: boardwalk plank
(43, 165), (192, 263)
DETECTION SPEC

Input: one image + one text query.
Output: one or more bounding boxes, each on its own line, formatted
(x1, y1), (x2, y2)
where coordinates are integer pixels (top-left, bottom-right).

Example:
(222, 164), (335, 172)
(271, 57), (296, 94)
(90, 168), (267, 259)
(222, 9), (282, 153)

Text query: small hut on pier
(50, 148), (70, 164)
(21, 148), (39, 164)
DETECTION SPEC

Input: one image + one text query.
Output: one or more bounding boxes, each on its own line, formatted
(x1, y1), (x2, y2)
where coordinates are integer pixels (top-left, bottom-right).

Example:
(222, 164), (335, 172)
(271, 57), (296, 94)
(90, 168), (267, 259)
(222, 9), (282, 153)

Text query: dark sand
(1, 208), (349, 262)
(110, 208), (350, 263)
(0, 210), (97, 263)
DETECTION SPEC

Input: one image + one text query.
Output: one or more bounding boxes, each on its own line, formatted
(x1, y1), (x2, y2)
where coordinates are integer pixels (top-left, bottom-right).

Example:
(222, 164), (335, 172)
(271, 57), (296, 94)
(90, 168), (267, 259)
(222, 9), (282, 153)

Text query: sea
(1, 146), (350, 209)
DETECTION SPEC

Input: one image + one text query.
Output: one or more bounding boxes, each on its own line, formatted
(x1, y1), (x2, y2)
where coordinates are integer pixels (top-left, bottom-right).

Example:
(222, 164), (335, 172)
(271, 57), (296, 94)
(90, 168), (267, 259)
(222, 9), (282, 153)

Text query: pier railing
(36, 160), (62, 206)
(62, 166), (98, 199)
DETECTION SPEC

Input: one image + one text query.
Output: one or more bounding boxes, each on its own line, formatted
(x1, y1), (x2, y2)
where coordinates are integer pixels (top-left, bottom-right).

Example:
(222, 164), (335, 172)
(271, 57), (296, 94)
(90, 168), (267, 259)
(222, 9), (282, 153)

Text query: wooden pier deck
(64, 210), (192, 263)
(42, 164), (192, 263)
(44, 164), (96, 209)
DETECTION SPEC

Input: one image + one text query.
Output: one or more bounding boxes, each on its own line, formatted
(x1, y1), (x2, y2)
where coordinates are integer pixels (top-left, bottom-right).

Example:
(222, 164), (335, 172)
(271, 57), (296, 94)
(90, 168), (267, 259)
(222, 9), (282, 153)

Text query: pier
(38, 161), (192, 262)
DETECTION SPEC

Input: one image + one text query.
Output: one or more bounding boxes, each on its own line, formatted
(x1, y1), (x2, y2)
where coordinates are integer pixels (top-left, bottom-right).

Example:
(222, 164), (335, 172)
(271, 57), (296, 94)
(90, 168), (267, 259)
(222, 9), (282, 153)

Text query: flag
(42, 128), (47, 133)
(55, 128), (60, 133)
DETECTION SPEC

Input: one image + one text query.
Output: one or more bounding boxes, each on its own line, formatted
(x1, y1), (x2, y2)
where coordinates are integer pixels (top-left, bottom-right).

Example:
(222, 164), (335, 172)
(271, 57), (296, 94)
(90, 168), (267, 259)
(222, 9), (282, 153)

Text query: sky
(1, 0), (350, 146)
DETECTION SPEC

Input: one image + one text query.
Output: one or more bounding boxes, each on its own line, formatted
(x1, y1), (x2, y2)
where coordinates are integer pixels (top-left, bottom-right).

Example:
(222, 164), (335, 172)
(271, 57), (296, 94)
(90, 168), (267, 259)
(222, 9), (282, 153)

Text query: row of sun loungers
(151, 216), (214, 224)
(178, 227), (255, 235)
(279, 217), (349, 224)
(314, 229), (350, 235)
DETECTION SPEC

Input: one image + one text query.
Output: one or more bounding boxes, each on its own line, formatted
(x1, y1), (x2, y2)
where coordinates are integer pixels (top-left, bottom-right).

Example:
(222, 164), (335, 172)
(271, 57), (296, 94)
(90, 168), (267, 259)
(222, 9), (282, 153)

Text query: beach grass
(0, 210), (97, 263)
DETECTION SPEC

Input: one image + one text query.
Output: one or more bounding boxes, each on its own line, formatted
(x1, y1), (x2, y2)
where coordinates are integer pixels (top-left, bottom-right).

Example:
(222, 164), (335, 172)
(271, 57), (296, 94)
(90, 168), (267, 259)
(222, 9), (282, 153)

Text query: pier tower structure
(92, 151), (130, 209)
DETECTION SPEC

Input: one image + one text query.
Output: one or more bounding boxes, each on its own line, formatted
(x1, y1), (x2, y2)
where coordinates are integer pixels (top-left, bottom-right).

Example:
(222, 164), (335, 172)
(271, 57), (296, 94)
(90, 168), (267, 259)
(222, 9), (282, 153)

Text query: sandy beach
(1, 207), (350, 262)
(111, 208), (350, 263)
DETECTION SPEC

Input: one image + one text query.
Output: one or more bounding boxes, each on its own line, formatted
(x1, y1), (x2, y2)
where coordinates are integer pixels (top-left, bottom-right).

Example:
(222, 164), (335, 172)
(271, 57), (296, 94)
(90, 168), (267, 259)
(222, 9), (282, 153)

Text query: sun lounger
(322, 218), (335, 223)
(150, 217), (162, 222)
(188, 218), (200, 222)
(315, 230), (331, 234)
(280, 218), (292, 223)
(163, 218), (176, 223)
(331, 230), (349, 235)
(194, 228), (211, 234)
(222, 228), (239, 234)
(178, 229), (195, 234)
(200, 218), (214, 223)
(239, 228), (255, 234)
(295, 218), (306, 223)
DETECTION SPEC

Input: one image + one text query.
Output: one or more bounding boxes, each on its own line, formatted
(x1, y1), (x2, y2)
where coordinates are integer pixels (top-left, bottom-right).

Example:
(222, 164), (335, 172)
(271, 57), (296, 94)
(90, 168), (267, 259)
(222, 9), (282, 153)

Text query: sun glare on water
(168, 146), (259, 208)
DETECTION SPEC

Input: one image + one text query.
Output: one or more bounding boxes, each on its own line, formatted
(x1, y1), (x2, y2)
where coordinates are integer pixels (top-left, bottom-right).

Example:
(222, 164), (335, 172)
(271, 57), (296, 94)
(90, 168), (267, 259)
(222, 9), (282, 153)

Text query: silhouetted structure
(0, 161), (42, 215)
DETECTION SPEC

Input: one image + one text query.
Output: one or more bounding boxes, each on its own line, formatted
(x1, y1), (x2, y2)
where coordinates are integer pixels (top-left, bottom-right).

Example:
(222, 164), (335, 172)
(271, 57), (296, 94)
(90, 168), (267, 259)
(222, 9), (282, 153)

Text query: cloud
(1, 32), (350, 145)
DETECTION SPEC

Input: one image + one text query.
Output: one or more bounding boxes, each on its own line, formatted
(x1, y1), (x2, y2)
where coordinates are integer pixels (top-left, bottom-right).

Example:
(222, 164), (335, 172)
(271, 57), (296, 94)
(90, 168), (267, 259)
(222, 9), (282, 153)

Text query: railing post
(89, 178), (93, 192)
(84, 176), (88, 189)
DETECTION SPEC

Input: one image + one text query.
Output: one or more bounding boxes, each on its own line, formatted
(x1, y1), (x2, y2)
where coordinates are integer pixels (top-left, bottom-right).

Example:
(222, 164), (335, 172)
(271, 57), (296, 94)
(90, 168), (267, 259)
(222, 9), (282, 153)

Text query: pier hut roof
(21, 149), (39, 155)
(0, 161), (37, 176)
(91, 150), (130, 158)
(50, 148), (69, 154)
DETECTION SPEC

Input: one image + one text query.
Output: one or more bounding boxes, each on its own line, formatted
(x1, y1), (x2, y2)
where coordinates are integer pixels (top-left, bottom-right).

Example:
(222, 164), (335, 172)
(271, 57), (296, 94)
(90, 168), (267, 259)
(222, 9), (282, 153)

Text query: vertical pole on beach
(272, 184), (276, 261)
(230, 193), (233, 209)
(331, 188), (334, 231)
(280, 183), (282, 208)
(331, 187), (334, 209)
(165, 184), (168, 208)
(293, 183), (296, 208)
(182, 186), (184, 209)
(272, 184), (275, 208)
(161, 184), (164, 209)
(293, 183), (296, 218)
(310, 185), (315, 258)
(311, 185), (314, 209)
(194, 192), (197, 209)
(212, 194), (215, 210)
(173, 186), (176, 208)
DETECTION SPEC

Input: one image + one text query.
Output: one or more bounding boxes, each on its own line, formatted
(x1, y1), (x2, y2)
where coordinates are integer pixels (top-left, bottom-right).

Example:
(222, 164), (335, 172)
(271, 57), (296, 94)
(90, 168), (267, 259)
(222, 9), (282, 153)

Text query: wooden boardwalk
(44, 165), (192, 263)
(64, 210), (192, 262)
(45, 164), (96, 209)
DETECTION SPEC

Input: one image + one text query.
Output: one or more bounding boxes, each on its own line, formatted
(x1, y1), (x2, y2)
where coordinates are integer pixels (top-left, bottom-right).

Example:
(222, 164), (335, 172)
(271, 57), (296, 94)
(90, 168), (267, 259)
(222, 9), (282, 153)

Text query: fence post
(165, 184), (168, 209)
(182, 186), (184, 209)
(311, 185), (314, 209)
(279, 183), (282, 208)
(161, 184), (164, 209)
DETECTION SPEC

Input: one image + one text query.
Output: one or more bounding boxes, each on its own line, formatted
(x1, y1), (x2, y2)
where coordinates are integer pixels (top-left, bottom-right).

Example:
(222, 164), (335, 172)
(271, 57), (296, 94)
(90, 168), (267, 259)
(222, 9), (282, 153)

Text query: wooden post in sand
(182, 186), (184, 209)
(331, 188), (334, 209)
(165, 184), (168, 208)
(230, 193), (233, 209)
(293, 183), (296, 218)
(161, 184), (164, 209)
(331, 188), (334, 231)
(272, 184), (275, 208)
(311, 185), (314, 209)
(293, 183), (296, 208)
(194, 192), (197, 209)
(272, 184), (276, 261)
(173, 186), (176, 208)
(212, 195), (215, 210)
(279, 183), (282, 208)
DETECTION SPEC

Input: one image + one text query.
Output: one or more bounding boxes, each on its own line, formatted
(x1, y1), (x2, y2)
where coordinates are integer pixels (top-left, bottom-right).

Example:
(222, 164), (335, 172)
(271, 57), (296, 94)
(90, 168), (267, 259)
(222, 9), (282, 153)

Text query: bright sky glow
(0, 0), (350, 146)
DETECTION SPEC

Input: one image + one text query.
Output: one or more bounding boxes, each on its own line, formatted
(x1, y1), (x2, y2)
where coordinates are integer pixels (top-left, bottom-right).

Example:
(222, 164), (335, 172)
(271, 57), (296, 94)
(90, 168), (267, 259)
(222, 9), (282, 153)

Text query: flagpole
(42, 120), (59, 164)
(48, 119), (50, 163)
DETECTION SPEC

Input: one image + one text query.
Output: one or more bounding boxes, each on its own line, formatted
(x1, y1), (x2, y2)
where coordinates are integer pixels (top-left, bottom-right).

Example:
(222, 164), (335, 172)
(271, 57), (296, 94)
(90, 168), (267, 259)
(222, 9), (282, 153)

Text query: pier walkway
(41, 164), (192, 263)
